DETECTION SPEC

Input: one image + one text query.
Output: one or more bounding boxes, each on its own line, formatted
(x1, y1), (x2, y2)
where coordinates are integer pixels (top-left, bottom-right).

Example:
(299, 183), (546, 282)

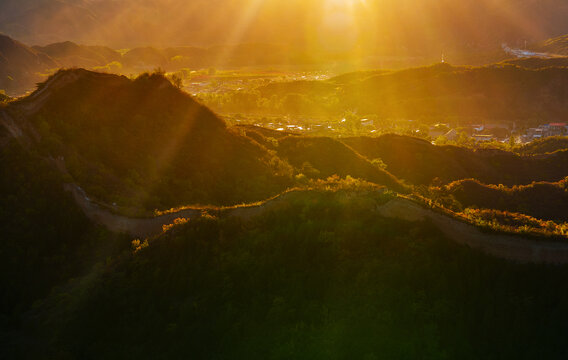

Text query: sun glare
(316, 0), (365, 53)
(329, 0), (366, 5)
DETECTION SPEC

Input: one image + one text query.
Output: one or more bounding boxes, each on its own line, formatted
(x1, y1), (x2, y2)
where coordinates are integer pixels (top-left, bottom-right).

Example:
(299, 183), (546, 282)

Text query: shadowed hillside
(439, 178), (568, 223)
(501, 57), (568, 69)
(13, 68), (293, 211)
(11, 189), (568, 359)
(276, 136), (408, 193)
(0, 34), (57, 95)
(533, 34), (568, 55)
(342, 134), (568, 186)
(0, 140), (127, 325)
(518, 136), (568, 155)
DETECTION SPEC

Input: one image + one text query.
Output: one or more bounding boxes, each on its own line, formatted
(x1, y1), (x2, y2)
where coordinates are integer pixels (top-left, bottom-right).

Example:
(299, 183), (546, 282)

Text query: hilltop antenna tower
(441, 53), (445, 63)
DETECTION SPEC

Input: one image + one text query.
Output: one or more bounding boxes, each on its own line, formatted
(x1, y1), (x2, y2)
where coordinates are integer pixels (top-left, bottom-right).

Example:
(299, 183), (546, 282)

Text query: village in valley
(227, 113), (568, 146)
(178, 68), (568, 146)
(427, 121), (568, 144)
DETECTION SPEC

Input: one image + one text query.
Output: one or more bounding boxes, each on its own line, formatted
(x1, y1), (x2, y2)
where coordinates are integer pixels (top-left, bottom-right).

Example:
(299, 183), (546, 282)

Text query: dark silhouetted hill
(15, 69), (293, 210)
(533, 34), (568, 55)
(442, 178), (568, 222)
(0, 34), (57, 95)
(0, 139), (126, 325)
(33, 41), (120, 68)
(501, 56), (568, 69)
(13, 188), (568, 359)
(342, 134), (568, 186)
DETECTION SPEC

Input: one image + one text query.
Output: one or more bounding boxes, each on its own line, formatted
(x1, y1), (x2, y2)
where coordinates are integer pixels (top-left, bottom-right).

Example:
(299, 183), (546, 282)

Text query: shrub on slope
(276, 136), (408, 192)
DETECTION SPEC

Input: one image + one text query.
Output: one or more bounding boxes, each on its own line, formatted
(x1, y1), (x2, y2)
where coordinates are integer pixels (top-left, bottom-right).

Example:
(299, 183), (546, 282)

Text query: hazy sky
(1, 0), (568, 54)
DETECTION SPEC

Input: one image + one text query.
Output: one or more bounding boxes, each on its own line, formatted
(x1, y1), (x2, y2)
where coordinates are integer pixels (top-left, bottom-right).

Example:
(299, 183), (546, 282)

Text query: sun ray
(213, 0), (265, 67)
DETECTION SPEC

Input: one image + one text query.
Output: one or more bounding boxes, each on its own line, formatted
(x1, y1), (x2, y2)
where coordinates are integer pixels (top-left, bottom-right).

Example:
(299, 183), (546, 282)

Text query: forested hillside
(0, 140), (128, 329)
(8, 189), (568, 359)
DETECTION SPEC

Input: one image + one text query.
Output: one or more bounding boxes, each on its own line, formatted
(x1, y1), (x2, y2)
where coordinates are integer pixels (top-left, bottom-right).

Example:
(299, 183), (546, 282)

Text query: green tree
(168, 73), (183, 89)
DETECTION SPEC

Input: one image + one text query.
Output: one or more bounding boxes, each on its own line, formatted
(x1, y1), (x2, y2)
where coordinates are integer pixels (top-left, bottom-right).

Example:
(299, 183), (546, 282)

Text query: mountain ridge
(3, 68), (293, 211)
(0, 33), (58, 95)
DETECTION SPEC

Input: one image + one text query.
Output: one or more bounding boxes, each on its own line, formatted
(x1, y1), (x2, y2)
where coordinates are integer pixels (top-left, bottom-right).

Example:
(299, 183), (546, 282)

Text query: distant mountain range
(0, 35), (57, 95)
(0, 34), (315, 96)
(0, 29), (568, 109)
(257, 62), (568, 123)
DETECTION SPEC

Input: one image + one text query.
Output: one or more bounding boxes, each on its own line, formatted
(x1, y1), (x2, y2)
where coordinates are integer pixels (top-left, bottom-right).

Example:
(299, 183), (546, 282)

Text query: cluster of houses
(524, 123), (568, 141)
(241, 116), (568, 144)
(259, 118), (376, 134)
(429, 123), (512, 142)
(249, 121), (326, 133)
(429, 122), (568, 143)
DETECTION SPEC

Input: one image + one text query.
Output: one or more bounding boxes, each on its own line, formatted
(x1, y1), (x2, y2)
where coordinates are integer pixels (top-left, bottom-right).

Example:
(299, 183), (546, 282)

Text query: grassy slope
(276, 136), (408, 193)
